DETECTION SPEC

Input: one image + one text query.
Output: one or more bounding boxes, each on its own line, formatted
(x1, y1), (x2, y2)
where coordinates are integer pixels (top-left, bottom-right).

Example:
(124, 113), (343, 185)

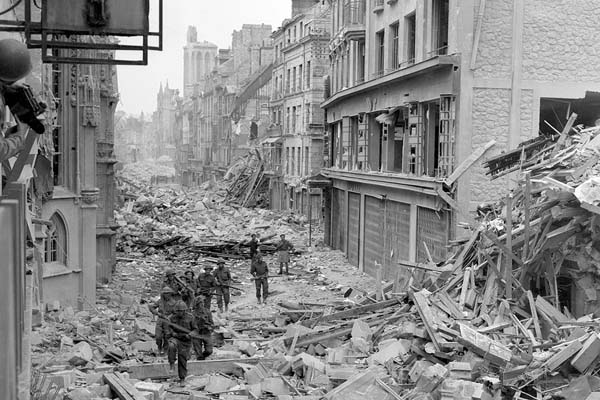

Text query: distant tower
(183, 26), (218, 97)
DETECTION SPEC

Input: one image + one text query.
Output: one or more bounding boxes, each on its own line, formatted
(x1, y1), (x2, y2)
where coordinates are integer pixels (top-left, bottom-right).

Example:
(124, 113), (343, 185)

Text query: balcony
(340, 0), (366, 41)
(373, 0), (384, 13)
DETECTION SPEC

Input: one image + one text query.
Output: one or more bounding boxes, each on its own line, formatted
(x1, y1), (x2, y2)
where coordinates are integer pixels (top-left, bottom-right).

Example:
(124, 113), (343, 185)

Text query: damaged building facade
(263, 0), (331, 220)
(322, 0), (600, 278)
(180, 25), (274, 185)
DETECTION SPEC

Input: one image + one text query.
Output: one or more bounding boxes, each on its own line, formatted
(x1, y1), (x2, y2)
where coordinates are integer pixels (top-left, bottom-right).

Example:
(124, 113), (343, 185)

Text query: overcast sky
(117, 1), (291, 116)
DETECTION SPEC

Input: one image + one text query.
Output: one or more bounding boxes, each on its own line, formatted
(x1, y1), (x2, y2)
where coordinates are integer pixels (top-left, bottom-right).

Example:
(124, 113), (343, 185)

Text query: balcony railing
(427, 46), (448, 58)
(343, 0), (366, 26)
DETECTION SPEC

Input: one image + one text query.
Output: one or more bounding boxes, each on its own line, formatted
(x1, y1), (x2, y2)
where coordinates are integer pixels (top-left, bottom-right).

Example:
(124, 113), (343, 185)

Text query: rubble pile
(31, 117), (600, 400)
(118, 161), (176, 186)
(224, 150), (270, 208)
(115, 183), (305, 263)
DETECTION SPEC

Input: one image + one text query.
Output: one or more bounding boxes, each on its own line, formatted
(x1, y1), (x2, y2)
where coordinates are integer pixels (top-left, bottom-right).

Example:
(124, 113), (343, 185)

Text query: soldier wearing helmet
(213, 260), (232, 314)
(197, 265), (217, 310)
(191, 293), (214, 360)
(163, 268), (183, 301)
(149, 286), (178, 354)
(0, 39), (34, 164)
(165, 300), (197, 384)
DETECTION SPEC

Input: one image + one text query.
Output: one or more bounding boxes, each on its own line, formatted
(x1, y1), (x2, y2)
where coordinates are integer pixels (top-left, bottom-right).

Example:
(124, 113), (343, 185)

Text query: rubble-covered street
(30, 122), (600, 400)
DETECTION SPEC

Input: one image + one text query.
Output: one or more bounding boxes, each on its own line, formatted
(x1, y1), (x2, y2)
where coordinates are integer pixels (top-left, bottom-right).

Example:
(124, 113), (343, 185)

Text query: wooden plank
(526, 290), (542, 340)
(482, 231), (523, 266)
(457, 323), (513, 367)
(543, 340), (582, 372)
(535, 296), (569, 325)
(523, 173), (531, 260)
(445, 140), (496, 186)
(301, 298), (399, 327)
(551, 113), (578, 156)
(411, 290), (442, 352)
(505, 195), (513, 298)
(126, 358), (277, 380)
(571, 334), (600, 373)
(104, 372), (146, 400)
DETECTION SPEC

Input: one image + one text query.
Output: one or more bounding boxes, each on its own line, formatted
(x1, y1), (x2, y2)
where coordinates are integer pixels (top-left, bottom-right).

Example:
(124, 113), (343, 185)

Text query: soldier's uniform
(149, 287), (177, 353)
(197, 267), (217, 310)
(213, 261), (232, 313)
(250, 254), (269, 304)
(166, 301), (197, 382)
(191, 295), (214, 360)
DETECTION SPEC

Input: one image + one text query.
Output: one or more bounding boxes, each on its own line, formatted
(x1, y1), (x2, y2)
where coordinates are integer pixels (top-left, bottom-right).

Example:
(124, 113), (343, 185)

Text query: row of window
(271, 102), (316, 135)
(274, 61), (312, 97)
(330, 0), (448, 94)
(285, 146), (311, 177)
(330, 96), (456, 178)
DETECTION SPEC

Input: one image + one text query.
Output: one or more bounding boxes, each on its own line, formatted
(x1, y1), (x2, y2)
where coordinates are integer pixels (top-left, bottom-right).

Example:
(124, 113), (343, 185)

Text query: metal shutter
(347, 192), (361, 267)
(363, 195), (384, 276)
(416, 207), (449, 263)
(383, 200), (411, 279)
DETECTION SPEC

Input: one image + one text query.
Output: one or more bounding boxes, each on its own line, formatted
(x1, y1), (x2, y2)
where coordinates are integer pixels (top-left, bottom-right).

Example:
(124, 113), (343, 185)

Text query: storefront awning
(375, 106), (403, 125)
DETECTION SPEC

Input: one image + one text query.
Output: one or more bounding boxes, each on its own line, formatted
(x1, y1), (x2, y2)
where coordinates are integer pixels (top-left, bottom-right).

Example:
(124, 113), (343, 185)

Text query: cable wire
(0, 0), (22, 16)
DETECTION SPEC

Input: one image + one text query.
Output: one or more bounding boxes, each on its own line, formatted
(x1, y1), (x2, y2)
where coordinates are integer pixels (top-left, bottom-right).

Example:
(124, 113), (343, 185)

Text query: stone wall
(522, 0), (600, 82)
(473, 0), (513, 80)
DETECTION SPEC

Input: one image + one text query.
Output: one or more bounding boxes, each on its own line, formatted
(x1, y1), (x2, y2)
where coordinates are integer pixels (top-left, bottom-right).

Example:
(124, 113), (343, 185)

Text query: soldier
(163, 269), (182, 300)
(197, 265), (217, 310)
(183, 269), (197, 293)
(213, 260), (232, 313)
(276, 234), (294, 275)
(148, 286), (177, 354)
(165, 300), (197, 384)
(191, 294), (214, 360)
(247, 233), (259, 260)
(250, 252), (269, 304)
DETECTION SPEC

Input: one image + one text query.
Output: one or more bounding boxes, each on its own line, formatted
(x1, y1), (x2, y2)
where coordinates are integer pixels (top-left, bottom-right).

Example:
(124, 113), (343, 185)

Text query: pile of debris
(115, 183), (306, 263)
(225, 150), (270, 208)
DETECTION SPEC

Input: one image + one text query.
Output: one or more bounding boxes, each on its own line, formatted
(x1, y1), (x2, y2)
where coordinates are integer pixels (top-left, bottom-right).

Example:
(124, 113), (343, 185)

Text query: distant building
(183, 26), (218, 97)
(179, 24), (274, 186)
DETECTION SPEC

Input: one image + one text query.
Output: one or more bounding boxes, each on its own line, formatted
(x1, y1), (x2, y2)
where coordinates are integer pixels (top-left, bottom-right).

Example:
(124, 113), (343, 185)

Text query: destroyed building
(179, 24), (274, 185)
(320, 0), (600, 280)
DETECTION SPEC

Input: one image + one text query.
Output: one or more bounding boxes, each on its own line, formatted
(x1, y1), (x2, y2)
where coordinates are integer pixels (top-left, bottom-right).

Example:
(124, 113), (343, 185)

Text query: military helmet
(0, 39), (32, 83)
(217, 260), (225, 266)
(165, 268), (175, 276)
(161, 286), (175, 295)
(174, 300), (188, 311)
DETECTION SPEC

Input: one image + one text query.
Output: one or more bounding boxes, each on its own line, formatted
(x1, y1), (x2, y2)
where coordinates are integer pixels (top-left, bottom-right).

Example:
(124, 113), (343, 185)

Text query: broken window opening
(539, 92), (600, 136)
(404, 13), (416, 66)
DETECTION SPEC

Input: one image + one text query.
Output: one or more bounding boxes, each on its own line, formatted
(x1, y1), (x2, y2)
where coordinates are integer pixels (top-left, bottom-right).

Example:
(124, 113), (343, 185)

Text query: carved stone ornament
(80, 188), (100, 204)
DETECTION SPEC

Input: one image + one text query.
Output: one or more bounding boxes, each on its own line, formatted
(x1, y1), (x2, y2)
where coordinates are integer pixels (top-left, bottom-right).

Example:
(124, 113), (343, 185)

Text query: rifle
(173, 275), (196, 295)
(251, 275), (285, 280)
(215, 282), (244, 291)
(153, 311), (202, 339)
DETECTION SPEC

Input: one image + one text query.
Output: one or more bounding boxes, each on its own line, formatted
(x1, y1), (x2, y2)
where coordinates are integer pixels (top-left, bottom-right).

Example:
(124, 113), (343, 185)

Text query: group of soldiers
(149, 260), (232, 383)
(149, 234), (294, 384)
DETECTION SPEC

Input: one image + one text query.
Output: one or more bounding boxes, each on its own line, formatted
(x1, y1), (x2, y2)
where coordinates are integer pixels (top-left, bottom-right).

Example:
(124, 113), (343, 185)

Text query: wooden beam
(412, 290), (442, 352)
(445, 140), (496, 186)
(482, 231), (523, 266)
(527, 290), (542, 340)
(505, 195), (513, 299)
(551, 113), (578, 156)
(125, 358), (277, 380)
(301, 298), (399, 327)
